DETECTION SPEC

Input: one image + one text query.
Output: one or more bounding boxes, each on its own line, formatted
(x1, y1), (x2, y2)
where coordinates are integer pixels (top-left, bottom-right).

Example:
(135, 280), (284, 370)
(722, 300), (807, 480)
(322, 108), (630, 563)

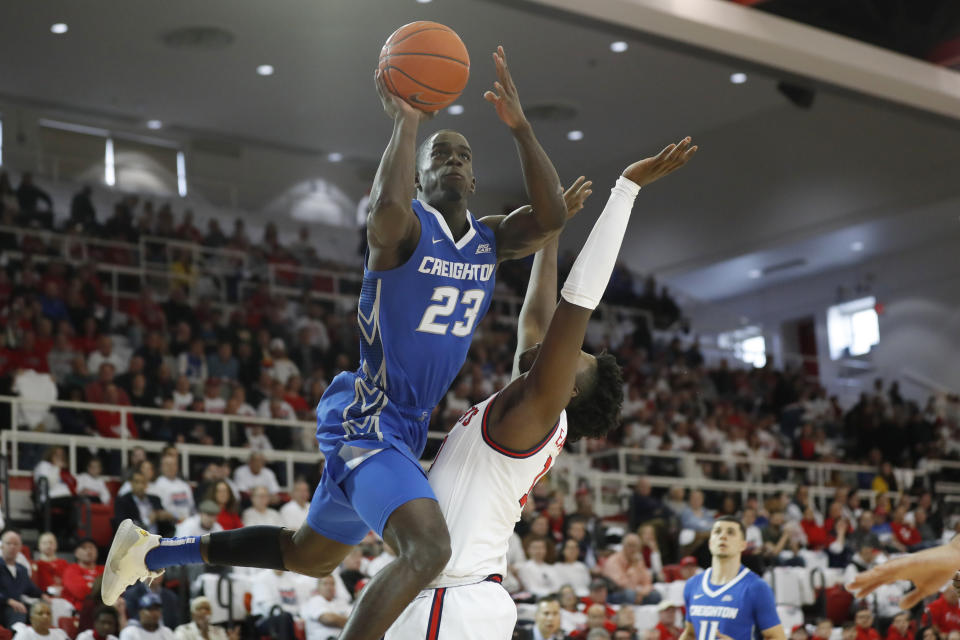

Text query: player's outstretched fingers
(899, 588), (928, 611)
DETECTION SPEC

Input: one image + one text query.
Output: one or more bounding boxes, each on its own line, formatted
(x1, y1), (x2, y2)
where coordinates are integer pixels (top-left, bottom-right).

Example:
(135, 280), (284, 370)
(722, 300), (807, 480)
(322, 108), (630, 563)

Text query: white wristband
(560, 176), (640, 310)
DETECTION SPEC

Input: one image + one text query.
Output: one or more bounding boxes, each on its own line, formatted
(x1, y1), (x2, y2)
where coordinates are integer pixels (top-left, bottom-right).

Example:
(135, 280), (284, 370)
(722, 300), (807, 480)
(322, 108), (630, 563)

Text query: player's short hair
(714, 515), (746, 538)
(416, 129), (464, 169)
(565, 352), (624, 442)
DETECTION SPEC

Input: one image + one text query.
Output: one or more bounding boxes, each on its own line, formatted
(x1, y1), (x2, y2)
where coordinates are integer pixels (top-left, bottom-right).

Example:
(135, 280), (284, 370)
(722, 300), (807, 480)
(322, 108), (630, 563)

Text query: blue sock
(144, 536), (203, 571)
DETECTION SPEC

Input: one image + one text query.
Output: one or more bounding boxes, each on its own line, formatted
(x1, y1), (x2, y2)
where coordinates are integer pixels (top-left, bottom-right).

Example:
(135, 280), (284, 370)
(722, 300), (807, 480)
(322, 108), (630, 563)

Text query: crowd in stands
(2, 172), (960, 639)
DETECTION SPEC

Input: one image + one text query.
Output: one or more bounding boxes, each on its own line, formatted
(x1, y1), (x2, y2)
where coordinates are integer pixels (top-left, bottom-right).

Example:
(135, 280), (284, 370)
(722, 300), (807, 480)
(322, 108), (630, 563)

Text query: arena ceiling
(1, 0), (959, 305)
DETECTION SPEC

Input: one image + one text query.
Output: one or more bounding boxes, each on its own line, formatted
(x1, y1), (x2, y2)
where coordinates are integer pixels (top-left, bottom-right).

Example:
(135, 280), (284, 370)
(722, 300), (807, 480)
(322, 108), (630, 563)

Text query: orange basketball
(378, 21), (470, 112)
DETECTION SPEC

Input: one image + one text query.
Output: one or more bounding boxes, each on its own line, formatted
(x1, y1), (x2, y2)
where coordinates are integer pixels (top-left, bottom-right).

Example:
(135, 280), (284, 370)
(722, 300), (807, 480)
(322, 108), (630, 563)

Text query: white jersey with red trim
(427, 391), (567, 588)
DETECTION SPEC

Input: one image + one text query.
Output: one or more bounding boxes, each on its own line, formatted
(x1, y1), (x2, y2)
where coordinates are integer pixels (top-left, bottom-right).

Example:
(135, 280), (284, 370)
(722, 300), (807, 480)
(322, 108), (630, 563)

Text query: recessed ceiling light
(416, 0), (432, 3)
(851, 241), (864, 252)
(610, 41), (628, 53)
(256, 64), (275, 76)
(748, 269), (762, 279)
(730, 72), (748, 84)
(447, 104), (464, 115)
(50, 23), (68, 35)
(566, 130), (584, 141)
(327, 152), (343, 163)
(146, 120), (163, 130)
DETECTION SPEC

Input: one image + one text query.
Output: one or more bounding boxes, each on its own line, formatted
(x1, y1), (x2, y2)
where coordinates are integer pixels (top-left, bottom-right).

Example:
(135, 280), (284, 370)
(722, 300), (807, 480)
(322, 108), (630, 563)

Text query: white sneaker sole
(101, 519), (157, 605)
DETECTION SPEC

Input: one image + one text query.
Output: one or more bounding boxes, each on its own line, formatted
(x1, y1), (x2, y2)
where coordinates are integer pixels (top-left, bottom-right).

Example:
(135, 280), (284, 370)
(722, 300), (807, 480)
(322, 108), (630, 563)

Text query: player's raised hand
(375, 69), (434, 123)
(483, 46), (528, 131)
(847, 539), (960, 610)
(622, 137), (698, 187)
(563, 176), (593, 219)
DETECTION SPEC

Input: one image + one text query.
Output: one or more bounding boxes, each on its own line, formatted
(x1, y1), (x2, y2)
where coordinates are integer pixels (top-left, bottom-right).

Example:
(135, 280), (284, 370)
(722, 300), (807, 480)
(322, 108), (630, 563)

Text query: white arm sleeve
(560, 176), (640, 310)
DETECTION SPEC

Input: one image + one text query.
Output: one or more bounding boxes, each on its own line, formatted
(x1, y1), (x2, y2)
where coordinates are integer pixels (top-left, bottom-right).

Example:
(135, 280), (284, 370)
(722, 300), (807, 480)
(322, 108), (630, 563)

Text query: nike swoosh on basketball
(432, 237), (444, 244)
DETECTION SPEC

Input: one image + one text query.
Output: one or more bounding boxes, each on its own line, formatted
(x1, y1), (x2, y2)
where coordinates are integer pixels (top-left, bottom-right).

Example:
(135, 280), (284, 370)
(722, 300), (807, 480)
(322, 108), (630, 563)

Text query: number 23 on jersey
(416, 286), (485, 337)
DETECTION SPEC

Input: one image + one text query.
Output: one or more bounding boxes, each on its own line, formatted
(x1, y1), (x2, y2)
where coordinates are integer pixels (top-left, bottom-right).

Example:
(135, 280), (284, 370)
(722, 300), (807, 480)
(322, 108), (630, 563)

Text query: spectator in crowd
(558, 585), (586, 636)
(177, 340), (207, 389)
(76, 458), (111, 505)
(119, 460), (156, 497)
(69, 186), (97, 233)
(16, 173), (54, 229)
(813, 620), (834, 640)
(516, 537), (559, 599)
(841, 623), (858, 640)
(0, 531), (42, 628)
(46, 334), (78, 384)
(516, 595), (564, 640)
(265, 338), (298, 386)
(656, 601), (682, 640)
(602, 533), (661, 605)
(32, 447), (77, 545)
(855, 609), (881, 640)
(88, 337), (127, 377)
(10, 600), (70, 640)
(76, 605), (119, 640)
(175, 501), (223, 539)
(232, 452), (280, 499)
(206, 343), (237, 382)
(926, 586), (960, 636)
(890, 505), (923, 552)
(150, 455), (195, 523)
(204, 481), (243, 531)
(93, 383), (138, 439)
(554, 539), (591, 596)
(241, 486), (283, 527)
(570, 603), (618, 639)
(249, 571), (299, 640)
(31, 533), (67, 594)
(173, 596), (234, 640)
(119, 593), (175, 640)
(628, 477), (668, 533)
(112, 470), (175, 537)
(886, 612), (912, 640)
(301, 576), (351, 640)
(612, 607), (637, 639)
(289, 327), (324, 380)
(62, 539), (104, 610)
(680, 490), (715, 534)
(279, 479), (310, 531)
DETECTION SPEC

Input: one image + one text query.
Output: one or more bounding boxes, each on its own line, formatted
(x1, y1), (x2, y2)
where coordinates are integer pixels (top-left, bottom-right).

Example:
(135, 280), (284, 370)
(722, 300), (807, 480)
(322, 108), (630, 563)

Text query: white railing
(0, 395), (449, 492)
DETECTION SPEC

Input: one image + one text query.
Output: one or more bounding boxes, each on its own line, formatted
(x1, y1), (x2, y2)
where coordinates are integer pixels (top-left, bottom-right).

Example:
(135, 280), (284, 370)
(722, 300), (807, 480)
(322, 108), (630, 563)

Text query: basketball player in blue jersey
(102, 46), (570, 640)
(682, 517), (786, 640)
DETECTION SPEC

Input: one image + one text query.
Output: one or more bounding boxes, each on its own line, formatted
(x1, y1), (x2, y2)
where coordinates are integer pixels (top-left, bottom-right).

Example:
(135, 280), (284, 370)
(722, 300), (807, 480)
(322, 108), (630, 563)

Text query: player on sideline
(102, 46), (573, 640)
(847, 537), (960, 609)
(680, 516), (786, 640)
(386, 138), (698, 639)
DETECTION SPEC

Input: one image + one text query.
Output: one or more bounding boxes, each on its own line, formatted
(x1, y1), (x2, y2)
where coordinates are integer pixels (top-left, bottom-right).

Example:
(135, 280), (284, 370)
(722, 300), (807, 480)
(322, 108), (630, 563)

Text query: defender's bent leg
(339, 498), (451, 640)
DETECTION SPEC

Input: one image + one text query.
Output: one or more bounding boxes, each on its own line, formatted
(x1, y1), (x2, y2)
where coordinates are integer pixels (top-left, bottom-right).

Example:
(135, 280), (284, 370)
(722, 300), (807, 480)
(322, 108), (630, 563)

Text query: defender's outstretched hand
(563, 176), (593, 219)
(623, 137), (698, 187)
(483, 46), (528, 131)
(847, 538), (960, 610)
(375, 69), (434, 122)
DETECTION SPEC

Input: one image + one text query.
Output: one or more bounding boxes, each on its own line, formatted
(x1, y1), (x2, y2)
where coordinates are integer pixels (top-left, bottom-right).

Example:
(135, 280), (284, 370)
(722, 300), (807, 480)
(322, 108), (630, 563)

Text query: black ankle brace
(207, 526), (287, 570)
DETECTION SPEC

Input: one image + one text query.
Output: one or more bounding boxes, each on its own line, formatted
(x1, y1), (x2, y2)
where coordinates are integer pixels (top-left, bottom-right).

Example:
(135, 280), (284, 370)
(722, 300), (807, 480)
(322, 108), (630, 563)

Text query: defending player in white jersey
(386, 138), (698, 640)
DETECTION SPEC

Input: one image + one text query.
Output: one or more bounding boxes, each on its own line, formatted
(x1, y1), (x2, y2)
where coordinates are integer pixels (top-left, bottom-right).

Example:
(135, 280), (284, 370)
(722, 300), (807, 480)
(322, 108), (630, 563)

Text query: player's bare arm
(760, 625), (788, 640)
(679, 622), (697, 640)
(848, 535), (960, 609)
(478, 46), (568, 262)
(491, 138), (696, 450)
(511, 176), (593, 379)
(367, 70), (433, 271)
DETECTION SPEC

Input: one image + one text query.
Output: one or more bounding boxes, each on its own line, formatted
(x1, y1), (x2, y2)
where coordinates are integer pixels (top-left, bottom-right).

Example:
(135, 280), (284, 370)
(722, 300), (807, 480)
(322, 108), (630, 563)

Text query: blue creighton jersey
(683, 567), (781, 640)
(316, 198), (497, 468)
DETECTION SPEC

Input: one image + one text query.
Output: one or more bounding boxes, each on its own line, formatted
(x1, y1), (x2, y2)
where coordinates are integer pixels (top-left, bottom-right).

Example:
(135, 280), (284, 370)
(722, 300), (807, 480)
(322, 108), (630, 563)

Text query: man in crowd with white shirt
(150, 455), (195, 523)
(302, 575), (351, 640)
(279, 480), (311, 531)
(242, 487), (283, 527)
(251, 570), (309, 640)
(233, 451), (280, 499)
(266, 338), (299, 385)
(176, 501), (224, 538)
(516, 537), (559, 599)
(88, 336), (127, 376)
(118, 593), (176, 640)
(76, 458), (112, 505)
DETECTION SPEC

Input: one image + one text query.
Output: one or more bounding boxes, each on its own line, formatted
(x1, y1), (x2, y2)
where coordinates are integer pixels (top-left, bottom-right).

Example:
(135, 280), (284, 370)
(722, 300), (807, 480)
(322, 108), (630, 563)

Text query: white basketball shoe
(101, 519), (164, 605)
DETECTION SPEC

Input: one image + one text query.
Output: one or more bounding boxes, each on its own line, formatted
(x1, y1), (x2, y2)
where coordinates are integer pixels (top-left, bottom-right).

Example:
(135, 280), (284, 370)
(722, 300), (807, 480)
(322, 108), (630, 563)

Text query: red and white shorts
(385, 575), (517, 640)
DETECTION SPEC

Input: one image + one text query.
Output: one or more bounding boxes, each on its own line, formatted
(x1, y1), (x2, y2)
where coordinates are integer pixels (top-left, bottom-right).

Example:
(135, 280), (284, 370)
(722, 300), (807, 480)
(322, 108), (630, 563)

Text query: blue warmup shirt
(683, 566), (781, 640)
(316, 198), (498, 481)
